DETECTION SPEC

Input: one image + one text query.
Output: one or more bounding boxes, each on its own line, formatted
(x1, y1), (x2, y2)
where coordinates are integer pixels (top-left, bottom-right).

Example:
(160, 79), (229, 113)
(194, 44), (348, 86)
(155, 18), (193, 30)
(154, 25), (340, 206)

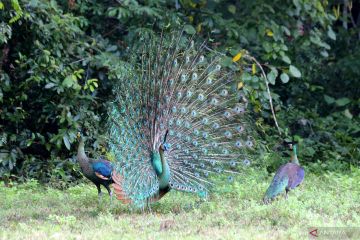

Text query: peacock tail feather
(108, 31), (254, 207)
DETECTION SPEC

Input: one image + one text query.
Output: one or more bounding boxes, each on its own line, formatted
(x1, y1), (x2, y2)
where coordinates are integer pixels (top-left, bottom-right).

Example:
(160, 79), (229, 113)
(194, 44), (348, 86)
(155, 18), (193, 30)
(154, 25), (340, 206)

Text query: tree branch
(246, 55), (282, 136)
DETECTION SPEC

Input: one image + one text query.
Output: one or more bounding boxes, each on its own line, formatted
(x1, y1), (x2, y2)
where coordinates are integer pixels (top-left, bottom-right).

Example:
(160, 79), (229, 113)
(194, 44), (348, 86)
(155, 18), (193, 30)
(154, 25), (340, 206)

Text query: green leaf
(327, 26), (336, 40)
(289, 65), (301, 78)
(344, 109), (353, 119)
(184, 25), (196, 35)
(281, 26), (291, 36)
(228, 4), (236, 14)
(251, 76), (259, 82)
(221, 56), (233, 67)
(270, 67), (278, 77)
(45, 83), (56, 89)
(63, 135), (71, 150)
(107, 45), (117, 52)
(63, 75), (74, 88)
(241, 72), (252, 82)
(281, 55), (291, 64)
(324, 95), (335, 104)
(320, 50), (329, 58)
(267, 70), (277, 85)
(335, 97), (351, 107)
(262, 42), (272, 53)
(280, 73), (289, 83)
(108, 8), (117, 17)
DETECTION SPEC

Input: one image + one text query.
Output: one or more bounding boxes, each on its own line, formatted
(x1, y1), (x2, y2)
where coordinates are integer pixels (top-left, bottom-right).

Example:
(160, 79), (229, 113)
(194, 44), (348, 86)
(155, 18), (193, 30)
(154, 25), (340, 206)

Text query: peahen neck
(151, 149), (170, 189)
(291, 145), (299, 165)
(77, 138), (89, 168)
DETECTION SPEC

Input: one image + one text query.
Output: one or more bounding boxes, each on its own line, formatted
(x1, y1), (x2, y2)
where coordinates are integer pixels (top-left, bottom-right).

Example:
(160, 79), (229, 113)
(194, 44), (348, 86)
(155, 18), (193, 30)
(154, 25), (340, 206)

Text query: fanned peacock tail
(108, 31), (255, 207)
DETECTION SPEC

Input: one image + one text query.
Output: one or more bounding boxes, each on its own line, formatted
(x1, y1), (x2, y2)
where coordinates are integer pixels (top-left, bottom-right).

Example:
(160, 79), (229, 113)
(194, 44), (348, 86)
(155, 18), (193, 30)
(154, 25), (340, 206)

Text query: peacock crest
(108, 31), (255, 207)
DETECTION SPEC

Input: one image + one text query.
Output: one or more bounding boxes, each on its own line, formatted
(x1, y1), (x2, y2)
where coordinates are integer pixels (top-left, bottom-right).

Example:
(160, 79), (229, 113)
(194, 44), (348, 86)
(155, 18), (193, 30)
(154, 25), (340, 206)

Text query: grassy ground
(1, 167), (360, 240)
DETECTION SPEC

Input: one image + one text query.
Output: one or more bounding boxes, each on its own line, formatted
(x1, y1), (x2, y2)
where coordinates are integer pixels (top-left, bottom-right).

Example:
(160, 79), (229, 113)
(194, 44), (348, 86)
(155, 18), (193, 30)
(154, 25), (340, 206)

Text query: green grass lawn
(1, 168), (360, 240)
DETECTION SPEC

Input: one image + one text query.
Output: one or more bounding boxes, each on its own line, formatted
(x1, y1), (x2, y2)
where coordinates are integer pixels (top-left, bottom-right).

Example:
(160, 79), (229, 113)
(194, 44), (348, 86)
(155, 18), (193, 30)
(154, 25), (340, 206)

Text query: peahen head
(289, 143), (299, 165)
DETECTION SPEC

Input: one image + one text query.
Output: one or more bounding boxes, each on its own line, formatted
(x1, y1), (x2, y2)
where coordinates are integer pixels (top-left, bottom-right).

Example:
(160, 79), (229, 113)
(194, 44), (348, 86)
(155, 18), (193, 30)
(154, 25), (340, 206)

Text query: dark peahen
(263, 142), (305, 204)
(77, 133), (115, 204)
(108, 31), (255, 207)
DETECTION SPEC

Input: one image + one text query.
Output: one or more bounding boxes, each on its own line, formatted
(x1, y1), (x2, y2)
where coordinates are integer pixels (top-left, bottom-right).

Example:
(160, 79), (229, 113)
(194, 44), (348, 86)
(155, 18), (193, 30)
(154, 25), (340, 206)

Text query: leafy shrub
(0, 0), (358, 185)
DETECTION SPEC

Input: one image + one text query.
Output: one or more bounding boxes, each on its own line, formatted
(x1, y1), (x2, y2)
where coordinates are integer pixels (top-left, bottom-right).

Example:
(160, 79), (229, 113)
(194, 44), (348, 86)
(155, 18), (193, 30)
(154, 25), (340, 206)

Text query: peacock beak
(163, 143), (170, 151)
(160, 143), (170, 151)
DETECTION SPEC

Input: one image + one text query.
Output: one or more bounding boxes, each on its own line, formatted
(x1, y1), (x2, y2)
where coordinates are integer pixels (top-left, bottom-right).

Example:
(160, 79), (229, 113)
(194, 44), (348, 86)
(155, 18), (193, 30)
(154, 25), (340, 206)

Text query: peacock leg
(105, 185), (113, 207)
(285, 189), (289, 200)
(110, 191), (113, 207)
(96, 184), (103, 204)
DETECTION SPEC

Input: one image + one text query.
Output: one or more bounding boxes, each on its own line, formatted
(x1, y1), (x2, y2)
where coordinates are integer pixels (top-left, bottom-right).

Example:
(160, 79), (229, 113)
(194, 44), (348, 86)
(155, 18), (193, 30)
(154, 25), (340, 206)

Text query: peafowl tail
(108, 30), (255, 207)
(112, 172), (131, 204)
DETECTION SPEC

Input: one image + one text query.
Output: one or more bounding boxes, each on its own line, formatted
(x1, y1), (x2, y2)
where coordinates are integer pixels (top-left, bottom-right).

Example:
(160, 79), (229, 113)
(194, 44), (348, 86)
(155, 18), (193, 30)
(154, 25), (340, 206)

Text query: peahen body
(77, 135), (114, 204)
(109, 31), (254, 207)
(263, 143), (304, 204)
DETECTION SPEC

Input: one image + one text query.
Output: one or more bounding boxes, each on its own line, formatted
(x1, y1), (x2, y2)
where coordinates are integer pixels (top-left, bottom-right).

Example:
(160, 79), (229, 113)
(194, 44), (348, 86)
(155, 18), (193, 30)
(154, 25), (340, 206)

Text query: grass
(1, 167), (360, 240)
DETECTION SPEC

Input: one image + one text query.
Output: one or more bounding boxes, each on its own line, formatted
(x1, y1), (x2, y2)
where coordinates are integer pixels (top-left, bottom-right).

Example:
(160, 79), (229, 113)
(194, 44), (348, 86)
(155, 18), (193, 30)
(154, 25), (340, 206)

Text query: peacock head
(77, 131), (91, 151)
(159, 130), (170, 153)
(77, 131), (86, 143)
(160, 143), (170, 152)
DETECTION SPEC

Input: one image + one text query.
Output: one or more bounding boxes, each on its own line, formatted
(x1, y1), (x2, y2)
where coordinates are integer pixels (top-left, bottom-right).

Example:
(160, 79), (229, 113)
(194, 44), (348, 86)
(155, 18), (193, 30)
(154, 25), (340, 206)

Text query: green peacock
(76, 133), (119, 204)
(107, 31), (255, 207)
(263, 142), (305, 204)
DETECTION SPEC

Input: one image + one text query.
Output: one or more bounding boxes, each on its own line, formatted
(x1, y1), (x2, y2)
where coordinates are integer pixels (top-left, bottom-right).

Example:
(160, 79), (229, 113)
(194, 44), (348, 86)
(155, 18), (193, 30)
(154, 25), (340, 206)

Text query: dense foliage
(0, 0), (359, 185)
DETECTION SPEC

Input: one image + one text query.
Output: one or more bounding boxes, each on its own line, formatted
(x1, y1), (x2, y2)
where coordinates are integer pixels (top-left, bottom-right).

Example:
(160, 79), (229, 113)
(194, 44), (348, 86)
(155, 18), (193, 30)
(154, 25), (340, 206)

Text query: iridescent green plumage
(109, 31), (254, 207)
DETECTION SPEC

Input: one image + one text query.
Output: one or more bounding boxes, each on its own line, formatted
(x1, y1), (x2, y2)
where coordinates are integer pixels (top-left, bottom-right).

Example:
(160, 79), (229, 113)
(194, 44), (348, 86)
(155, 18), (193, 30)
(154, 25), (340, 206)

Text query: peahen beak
(77, 132), (81, 140)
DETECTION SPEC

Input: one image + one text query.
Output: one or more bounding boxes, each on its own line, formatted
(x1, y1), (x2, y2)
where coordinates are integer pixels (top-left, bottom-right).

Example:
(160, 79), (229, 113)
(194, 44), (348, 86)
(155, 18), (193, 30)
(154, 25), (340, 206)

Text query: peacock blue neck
(291, 144), (299, 165)
(151, 150), (170, 189)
